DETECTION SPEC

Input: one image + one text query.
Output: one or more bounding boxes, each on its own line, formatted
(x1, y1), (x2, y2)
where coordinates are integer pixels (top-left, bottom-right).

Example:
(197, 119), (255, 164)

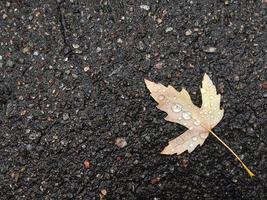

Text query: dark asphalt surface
(0, 0), (266, 199)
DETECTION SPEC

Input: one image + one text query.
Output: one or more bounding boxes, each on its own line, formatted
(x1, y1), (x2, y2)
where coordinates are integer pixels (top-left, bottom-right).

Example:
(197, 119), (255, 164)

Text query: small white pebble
(140, 5), (150, 11)
(185, 29), (192, 36)
(205, 47), (217, 53)
(115, 137), (127, 148)
(165, 27), (173, 33)
(72, 44), (80, 49)
(84, 66), (90, 72)
(96, 47), (102, 53)
(3, 14), (8, 19)
(117, 38), (123, 43)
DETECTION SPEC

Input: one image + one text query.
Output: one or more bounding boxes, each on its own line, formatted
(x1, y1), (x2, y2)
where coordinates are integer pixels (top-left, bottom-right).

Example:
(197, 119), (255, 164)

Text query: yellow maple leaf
(145, 73), (254, 177)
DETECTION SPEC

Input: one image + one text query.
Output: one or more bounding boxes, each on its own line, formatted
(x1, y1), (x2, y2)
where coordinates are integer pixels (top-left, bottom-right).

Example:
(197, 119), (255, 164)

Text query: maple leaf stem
(206, 128), (255, 177)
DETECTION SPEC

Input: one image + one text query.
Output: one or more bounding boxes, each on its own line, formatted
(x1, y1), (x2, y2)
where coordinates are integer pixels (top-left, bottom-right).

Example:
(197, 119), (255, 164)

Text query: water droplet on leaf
(158, 95), (165, 100)
(182, 112), (191, 120)
(194, 120), (200, 126)
(172, 104), (182, 113)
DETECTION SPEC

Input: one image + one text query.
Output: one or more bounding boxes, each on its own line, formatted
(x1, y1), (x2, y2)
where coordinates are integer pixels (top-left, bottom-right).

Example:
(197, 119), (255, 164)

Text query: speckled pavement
(0, 1), (266, 199)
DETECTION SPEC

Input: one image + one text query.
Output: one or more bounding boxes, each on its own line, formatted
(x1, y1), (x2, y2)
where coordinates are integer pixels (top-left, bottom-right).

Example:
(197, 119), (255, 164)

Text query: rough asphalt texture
(0, 0), (266, 199)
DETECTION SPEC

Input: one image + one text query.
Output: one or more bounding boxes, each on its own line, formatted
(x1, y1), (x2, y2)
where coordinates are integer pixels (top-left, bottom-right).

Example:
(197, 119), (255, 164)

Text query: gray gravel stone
(6, 60), (14, 67)
(63, 113), (70, 120)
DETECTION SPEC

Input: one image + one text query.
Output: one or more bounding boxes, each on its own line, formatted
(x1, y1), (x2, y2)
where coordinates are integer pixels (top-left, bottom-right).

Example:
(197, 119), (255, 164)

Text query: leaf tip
(161, 145), (175, 155)
(144, 79), (152, 90)
(144, 79), (154, 88)
(203, 73), (212, 83)
(160, 149), (171, 155)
